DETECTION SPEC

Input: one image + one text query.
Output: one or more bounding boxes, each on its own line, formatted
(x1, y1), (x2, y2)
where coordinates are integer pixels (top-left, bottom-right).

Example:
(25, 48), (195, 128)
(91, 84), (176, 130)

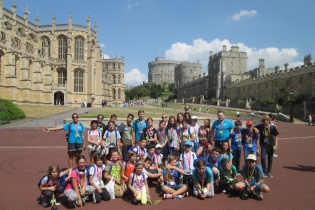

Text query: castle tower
(304, 54), (313, 65)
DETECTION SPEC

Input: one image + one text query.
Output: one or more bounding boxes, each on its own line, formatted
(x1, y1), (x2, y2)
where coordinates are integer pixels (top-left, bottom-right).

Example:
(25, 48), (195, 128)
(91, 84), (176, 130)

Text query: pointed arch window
(74, 37), (84, 60)
(58, 36), (67, 60)
(74, 70), (84, 92)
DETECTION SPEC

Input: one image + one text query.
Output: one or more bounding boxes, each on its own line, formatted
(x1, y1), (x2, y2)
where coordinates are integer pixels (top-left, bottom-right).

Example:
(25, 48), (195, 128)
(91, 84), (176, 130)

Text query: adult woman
(44, 113), (86, 177)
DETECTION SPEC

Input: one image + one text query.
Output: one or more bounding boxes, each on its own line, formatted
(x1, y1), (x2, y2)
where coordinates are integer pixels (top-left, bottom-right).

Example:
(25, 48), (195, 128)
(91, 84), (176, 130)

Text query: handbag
(105, 177), (115, 199)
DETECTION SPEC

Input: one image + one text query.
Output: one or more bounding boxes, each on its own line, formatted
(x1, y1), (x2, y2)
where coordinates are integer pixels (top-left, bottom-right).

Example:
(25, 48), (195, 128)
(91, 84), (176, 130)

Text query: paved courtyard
(0, 121), (314, 209)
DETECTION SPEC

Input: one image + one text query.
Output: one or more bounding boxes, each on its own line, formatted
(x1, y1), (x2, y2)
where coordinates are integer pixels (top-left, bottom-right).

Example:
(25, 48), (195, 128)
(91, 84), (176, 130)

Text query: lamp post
(289, 90), (294, 122)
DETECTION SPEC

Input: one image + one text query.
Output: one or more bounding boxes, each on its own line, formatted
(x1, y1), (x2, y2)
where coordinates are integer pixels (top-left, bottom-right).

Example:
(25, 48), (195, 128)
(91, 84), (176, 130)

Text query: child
(196, 119), (212, 157)
(97, 114), (107, 137)
(142, 117), (158, 146)
(180, 141), (197, 192)
(190, 116), (200, 152)
(220, 140), (233, 166)
(109, 114), (119, 130)
(88, 153), (110, 203)
(103, 149), (124, 198)
(143, 157), (163, 187)
(219, 158), (237, 194)
(147, 144), (156, 164)
(128, 162), (151, 205)
(242, 121), (260, 161)
(155, 144), (164, 170)
(119, 113), (134, 161)
(230, 120), (242, 173)
(87, 120), (102, 165)
(103, 121), (122, 155)
(162, 155), (188, 199)
(122, 150), (137, 184)
(192, 159), (214, 199)
(156, 120), (169, 166)
(38, 164), (67, 207)
(234, 154), (270, 200)
(64, 155), (95, 207)
(166, 116), (179, 156)
(129, 138), (148, 162)
(179, 120), (194, 151)
(209, 147), (221, 183)
(196, 143), (212, 157)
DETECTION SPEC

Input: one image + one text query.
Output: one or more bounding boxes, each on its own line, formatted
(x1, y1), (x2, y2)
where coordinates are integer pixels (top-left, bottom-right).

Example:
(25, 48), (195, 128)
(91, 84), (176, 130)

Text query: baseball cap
(155, 144), (162, 149)
(184, 141), (193, 147)
(191, 116), (198, 120)
(246, 121), (253, 126)
(246, 154), (257, 161)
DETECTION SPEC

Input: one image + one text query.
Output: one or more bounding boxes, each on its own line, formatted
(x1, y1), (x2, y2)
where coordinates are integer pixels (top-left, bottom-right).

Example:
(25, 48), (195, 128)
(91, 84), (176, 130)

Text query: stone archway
(54, 91), (64, 105)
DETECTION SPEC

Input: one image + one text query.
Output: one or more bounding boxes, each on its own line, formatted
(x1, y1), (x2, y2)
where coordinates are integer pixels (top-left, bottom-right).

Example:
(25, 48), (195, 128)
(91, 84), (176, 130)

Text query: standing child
(142, 117), (158, 146)
(38, 164), (68, 207)
(162, 156), (188, 199)
(88, 153), (110, 203)
(196, 119), (212, 156)
(167, 116), (179, 156)
(103, 149), (124, 198)
(192, 159), (214, 199)
(179, 120), (194, 152)
(242, 121), (260, 161)
(190, 116), (200, 152)
(87, 120), (102, 165)
(230, 120), (242, 173)
(119, 114), (134, 161)
(103, 121), (122, 155)
(220, 140), (233, 166)
(156, 120), (169, 166)
(128, 162), (151, 205)
(219, 158), (238, 194)
(180, 141), (197, 192)
(64, 155), (94, 207)
(234, 154), (270, 200)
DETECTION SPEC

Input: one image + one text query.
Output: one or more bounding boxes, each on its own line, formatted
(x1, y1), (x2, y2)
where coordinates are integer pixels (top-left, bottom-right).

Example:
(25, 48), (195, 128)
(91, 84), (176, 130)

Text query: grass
(17, 105), (75, 119)
(79, 106), (205, 119)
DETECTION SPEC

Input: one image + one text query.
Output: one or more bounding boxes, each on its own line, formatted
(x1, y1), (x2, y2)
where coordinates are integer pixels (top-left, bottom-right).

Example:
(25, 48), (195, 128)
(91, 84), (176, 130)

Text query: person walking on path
(43, 113), (86, 177)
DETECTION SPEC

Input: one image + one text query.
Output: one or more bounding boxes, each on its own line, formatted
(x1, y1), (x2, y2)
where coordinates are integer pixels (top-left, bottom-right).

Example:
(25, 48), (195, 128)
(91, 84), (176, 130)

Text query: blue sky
(5, 0), (315, 85)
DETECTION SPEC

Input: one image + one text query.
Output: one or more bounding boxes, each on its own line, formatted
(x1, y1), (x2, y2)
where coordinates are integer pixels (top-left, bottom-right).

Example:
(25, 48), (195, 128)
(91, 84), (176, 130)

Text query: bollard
(36, 119), (39, 131)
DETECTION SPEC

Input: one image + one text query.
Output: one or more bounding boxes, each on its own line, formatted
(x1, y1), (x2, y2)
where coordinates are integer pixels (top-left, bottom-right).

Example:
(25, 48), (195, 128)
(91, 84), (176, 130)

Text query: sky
(5, 0), (315, 86)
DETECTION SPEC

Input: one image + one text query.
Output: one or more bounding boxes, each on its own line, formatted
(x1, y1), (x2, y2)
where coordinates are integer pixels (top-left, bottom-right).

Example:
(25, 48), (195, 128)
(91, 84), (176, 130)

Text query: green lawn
(17, 105), (75, 119)
(79, 106), (206, 119)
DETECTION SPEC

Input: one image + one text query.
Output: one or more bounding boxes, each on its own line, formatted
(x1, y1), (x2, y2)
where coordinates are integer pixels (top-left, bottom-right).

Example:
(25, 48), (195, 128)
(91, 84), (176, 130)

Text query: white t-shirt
(167, 127), (179, 147)
(88, 129), (101, 148)
(132, 146), (147, 160)
(89, 164), (105, 188)
(154, 153), (163, 165)
(190, 124), (199, 143)
(103, 130), (121, 144)
(180, 151), (197, 175)
(132, 172), (148, 192)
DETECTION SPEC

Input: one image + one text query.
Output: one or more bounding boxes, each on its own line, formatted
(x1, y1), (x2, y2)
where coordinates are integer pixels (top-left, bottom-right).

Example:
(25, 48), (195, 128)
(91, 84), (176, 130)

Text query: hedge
(0, 99), (25, 122)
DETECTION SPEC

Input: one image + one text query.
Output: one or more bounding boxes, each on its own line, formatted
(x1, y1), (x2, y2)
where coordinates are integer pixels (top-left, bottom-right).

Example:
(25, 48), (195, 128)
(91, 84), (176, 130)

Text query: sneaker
(184, 192), (189, 197)
(256, 191), (263, 200)
(273, 154), (278, 157)
(222, 189), (226, 193)
(42, 201), (49, 207)
(268, 172), (273, 178)
(50, 199), (61, 206)
(174, 195), (184, 199)
(264, 173), (268, 178)
(163, 194), (174, 199)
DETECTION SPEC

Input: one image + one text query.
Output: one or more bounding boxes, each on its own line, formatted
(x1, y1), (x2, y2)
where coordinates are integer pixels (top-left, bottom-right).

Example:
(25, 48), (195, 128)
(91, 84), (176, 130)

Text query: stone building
(0, 1), (124, 106)
(225, 55), (315, 101)
(174, 61), (202, 88)
(102, 56), (125, 104)
(176, 73), (208, 99)
(148, 57), (179, 86)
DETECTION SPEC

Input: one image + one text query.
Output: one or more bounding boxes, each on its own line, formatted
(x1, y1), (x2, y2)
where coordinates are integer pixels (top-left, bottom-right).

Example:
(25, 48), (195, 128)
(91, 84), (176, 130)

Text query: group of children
(39, 111), (275, 208)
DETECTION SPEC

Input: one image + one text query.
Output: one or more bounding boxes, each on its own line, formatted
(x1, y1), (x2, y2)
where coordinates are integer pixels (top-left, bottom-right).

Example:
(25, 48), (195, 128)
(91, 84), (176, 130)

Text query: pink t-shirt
(64, 169), (87, 191)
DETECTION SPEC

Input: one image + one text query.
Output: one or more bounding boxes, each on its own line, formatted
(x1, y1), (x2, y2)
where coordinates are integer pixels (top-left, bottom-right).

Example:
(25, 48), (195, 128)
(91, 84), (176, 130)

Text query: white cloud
(102, 54), (110, 59)
(124, 68), (147, 86)
(99, 43), (105, 48)
(229, 10), (257, 21)
(128, 4), (131, 10)
(165, 38), (302, 71)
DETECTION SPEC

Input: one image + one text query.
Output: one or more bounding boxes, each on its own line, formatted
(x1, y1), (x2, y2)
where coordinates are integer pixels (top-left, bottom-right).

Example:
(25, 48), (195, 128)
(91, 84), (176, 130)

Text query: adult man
(211, 110), (234, 148)
(132, 110), (147, 145)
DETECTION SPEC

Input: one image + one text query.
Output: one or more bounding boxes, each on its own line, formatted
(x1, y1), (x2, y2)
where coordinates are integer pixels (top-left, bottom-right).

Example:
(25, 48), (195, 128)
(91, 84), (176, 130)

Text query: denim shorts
(166, 184), (183, 191)
(68, 143), (83, 151)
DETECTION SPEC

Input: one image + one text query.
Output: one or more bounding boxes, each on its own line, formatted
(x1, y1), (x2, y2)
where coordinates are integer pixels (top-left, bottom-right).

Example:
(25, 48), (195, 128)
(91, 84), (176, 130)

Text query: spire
(24, 6), (30, 20)
(87, 15), (90, 28)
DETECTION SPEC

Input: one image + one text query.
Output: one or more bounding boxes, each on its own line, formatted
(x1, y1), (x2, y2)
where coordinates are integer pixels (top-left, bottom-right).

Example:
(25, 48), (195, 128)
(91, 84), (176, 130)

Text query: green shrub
(0, 99), (25, 122)
(257, 97), (275, 106)
(238, 100), (245, 104)
(211, 98), (217, 104)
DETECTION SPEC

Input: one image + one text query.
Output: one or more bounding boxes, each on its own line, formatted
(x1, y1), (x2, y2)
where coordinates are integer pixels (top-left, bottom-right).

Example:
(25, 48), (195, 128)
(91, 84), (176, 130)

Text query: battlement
(228, 61), (315, 88)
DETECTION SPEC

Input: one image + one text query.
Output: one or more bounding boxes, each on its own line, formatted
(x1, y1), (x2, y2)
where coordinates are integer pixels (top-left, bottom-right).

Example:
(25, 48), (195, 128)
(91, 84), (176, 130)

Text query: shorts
(68, 143), (83, 152)
(166, 184), (183, 191)
(242, 181), (267, 191)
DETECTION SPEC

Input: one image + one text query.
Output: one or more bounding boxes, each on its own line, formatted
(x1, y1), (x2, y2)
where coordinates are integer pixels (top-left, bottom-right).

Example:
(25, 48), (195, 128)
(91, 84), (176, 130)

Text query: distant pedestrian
(206, 106), (209, 114)
(236, 111), (240, 118)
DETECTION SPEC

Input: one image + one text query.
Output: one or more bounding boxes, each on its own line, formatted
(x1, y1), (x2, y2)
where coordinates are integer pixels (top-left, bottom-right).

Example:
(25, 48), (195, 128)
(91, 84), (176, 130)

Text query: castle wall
(148, 57), (179, 86)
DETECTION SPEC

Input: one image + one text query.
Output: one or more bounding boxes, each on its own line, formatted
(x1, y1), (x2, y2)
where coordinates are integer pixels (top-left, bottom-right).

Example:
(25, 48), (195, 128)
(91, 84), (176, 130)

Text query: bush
(257, 97), (275, 107)
(211, 98), (218, 104)
(0, 99), (25, 122)
(238, 99), (245, 104)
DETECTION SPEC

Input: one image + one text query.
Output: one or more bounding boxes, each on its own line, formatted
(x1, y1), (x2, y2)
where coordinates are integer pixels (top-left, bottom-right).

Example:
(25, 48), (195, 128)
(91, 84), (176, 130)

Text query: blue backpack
(38, 175), (51, 188)
(105, 130), (119, 142)
(86, 165), (97, 185)
(131, 172), (146, 186)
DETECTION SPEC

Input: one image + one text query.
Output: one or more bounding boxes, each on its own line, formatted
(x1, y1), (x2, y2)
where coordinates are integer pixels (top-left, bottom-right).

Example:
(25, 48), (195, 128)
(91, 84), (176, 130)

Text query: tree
(168, 83), (175, 92)
(136, 85), (150, 99)
(149, 83), (162, 99)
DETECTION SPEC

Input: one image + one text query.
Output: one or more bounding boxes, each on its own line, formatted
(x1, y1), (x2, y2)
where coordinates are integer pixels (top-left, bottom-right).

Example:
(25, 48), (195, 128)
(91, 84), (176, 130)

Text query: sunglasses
(98, 117), (103, 120)
(72, 116), (78, 119)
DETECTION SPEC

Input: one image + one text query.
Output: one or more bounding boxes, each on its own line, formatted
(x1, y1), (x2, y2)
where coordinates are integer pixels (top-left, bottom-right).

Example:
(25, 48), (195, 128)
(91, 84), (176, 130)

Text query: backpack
(38, 175), (51, 188)
(128, 146), (146, 161)
(88, 129), (100, 138)
(108, 161), (122, 176)
(181, 152), (196, 169)
(105, 130), (119, 144)
(130, 172), (146, 186)
(66, 122), (84, 142)
(86, 165), (96, 185)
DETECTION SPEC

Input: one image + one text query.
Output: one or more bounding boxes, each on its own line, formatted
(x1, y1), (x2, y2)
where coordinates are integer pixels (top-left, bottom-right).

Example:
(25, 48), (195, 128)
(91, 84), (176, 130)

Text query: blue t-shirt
(230, 128), (245, 151)
(63, 122), (85, 144)
(209, 156), (221, 169)
(220, 153), (233, 162)
(241, 129), (259, 151)
(212, 119), (235, 141)
(163, 168), (180, 185)
(192, 167), (213, 184)
(241, 164), (264, 183)
(132, 119), (147, 140)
